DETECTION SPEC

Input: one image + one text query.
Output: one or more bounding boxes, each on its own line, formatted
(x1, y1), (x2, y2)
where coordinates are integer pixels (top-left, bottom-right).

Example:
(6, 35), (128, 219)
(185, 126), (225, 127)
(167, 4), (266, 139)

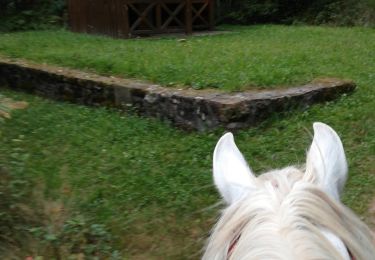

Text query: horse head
(204, 123), (374, 259)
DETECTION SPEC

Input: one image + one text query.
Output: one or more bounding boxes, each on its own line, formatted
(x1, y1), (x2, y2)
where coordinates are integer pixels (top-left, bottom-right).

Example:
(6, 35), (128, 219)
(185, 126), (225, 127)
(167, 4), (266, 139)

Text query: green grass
(0, 25), (374, 258)
(0, 25), (374, 91)
(1, 87), (374, 258)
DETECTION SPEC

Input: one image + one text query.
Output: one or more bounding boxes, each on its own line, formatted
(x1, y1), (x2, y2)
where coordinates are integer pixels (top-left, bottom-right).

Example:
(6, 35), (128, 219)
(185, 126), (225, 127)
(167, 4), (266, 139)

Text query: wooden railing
(67, 0), (215, 38)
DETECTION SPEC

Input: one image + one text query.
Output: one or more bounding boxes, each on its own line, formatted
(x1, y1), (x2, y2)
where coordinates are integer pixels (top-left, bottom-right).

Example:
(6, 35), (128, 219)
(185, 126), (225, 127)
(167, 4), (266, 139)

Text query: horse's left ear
(305, 122), (348, 201)
(213, 133), (256, 204)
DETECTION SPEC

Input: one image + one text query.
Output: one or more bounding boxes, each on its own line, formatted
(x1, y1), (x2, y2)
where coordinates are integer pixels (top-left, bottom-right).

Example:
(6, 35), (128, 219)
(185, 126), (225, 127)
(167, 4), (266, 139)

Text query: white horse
(204, 123), (374, 259)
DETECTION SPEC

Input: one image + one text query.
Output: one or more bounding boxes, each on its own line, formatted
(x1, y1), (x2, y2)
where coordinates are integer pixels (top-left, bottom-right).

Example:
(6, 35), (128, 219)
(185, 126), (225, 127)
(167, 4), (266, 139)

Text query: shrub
(217, 0), (375, 26)
(0, 0), (67, 32)
(308, 0), (375, 26)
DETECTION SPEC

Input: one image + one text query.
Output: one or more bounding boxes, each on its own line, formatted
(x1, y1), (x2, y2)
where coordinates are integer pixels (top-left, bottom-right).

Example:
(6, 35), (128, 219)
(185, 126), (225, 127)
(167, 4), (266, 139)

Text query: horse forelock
(203, 166), (375, 260)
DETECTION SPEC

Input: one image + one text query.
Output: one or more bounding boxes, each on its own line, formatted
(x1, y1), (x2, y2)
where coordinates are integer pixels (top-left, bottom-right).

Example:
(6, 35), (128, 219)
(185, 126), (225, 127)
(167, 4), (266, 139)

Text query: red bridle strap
(227, 235), (240, 258)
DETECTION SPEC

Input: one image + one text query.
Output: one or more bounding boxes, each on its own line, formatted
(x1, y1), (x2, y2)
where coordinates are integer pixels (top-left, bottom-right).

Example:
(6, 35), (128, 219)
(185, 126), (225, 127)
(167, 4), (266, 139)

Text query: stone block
(0, 58), (356, 131)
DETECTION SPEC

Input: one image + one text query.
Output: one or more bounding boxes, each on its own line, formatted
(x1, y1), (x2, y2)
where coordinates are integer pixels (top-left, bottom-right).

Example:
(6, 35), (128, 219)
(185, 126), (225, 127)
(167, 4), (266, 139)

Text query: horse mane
(203, 166), (375, 260)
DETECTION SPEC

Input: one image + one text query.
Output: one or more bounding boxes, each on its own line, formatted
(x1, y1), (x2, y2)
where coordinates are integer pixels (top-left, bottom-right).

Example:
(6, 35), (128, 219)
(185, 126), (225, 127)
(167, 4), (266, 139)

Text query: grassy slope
(0, 25), (373, 91)
(0, 25), (374, 258)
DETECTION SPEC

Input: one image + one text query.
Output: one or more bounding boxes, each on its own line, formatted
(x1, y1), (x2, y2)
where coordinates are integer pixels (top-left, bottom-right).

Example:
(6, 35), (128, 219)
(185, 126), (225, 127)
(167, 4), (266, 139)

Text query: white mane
(203, 123), (374, 260)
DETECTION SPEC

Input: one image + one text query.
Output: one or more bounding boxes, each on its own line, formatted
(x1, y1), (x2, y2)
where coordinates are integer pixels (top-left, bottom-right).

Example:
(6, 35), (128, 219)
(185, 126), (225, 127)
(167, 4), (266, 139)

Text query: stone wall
(0, 58), (356, 131)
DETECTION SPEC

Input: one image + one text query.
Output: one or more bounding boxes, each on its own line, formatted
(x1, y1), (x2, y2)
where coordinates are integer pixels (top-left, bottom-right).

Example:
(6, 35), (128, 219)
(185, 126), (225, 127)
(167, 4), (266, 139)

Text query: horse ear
(213, 133), (256, 204)
(305, 122), (348, 201)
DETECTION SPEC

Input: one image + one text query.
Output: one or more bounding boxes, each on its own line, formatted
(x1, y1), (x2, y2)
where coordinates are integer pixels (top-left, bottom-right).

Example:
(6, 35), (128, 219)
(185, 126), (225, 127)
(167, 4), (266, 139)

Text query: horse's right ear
(213, 133), (256, 204)
(304, 123), (348, 201)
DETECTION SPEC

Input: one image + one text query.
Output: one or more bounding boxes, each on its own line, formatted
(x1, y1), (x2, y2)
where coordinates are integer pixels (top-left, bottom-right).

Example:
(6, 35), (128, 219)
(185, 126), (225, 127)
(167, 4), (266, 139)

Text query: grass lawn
(0, 25), (374, 258)
(0, 25), (373, 91)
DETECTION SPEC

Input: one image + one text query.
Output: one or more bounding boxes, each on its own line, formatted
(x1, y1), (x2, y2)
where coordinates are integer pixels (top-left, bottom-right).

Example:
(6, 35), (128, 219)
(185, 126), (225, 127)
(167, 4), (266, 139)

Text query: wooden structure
(67, 0), (215, 38)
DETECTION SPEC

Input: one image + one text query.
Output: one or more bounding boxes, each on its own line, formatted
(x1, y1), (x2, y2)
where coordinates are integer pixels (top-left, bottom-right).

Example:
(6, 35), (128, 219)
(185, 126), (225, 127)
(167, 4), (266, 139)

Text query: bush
(217, 0), (375, 26)
(0, 0), (67, 32)
(308, 0), (375, 26)
(230, 0), (280, 24)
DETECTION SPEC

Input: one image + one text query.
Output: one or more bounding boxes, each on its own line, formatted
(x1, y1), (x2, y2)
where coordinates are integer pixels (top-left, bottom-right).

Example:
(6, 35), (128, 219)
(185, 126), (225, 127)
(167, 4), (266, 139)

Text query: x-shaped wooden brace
(129, 3), (156, 31)
(160, 2), (185, 29)
(192, 3), (209, 25)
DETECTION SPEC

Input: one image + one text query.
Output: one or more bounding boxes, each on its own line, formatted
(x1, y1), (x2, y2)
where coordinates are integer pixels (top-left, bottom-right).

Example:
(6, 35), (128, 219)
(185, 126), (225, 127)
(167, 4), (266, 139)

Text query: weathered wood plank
(186, 0), (193, 35)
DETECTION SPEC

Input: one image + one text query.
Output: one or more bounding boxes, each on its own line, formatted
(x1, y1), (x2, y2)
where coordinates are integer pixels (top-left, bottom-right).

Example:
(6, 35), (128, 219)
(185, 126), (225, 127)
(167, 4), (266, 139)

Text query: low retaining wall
(0, 58), (356, 131)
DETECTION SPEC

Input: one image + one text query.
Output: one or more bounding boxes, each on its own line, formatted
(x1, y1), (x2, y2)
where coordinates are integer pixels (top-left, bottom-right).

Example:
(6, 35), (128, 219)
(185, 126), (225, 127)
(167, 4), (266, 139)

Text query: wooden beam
(209, 0), (215, 30)
(192, 3), (209, 25)
(129, 3), (156, 31)
(124, 3), (130, 38)
(161, 2), (185, 30)
(185, 0), (193, 35)
(115, 0), (130, 38)
(156, 2), (162, 30)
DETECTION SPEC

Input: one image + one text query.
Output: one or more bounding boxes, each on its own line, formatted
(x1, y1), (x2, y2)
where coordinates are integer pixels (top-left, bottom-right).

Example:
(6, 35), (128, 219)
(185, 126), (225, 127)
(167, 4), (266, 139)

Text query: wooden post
(123, 3), (130, 38)
(156, 2), (162, 33)
(67, 0), (73, 32)
(114, 0), (129, 38)
(185, 0), (193, 35)
(208, 0), (215, 30)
